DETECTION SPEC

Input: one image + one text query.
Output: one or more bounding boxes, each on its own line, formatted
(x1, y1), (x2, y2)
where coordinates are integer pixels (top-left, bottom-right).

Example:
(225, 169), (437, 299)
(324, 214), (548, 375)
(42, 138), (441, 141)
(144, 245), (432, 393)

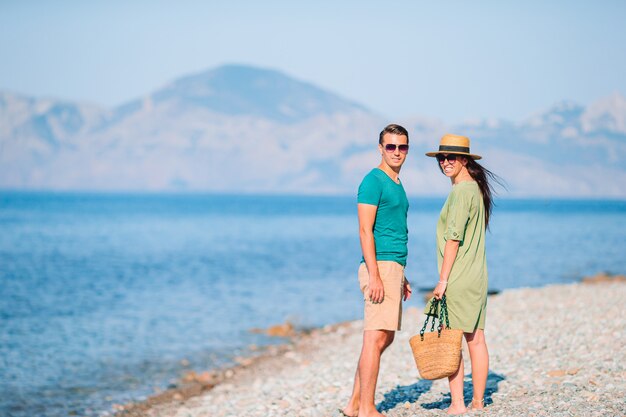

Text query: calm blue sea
(1, 192), (625, 417)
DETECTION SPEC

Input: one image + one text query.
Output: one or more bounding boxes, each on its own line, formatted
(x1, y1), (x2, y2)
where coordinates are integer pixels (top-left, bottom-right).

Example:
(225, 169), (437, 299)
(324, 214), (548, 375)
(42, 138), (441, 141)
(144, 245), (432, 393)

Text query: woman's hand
(435, 239), (458, 300)
(433, 280), (447, 300)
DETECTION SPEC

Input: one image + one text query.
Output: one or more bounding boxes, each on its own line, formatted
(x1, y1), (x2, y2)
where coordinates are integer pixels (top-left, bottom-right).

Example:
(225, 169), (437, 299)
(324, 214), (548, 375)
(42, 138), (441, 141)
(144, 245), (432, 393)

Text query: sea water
(1, 192), (624, 416)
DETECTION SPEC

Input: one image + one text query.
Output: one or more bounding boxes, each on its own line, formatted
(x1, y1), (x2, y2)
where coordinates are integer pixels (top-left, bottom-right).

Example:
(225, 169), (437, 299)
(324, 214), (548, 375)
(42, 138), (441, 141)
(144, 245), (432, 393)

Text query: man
(341, 124), (412, 417)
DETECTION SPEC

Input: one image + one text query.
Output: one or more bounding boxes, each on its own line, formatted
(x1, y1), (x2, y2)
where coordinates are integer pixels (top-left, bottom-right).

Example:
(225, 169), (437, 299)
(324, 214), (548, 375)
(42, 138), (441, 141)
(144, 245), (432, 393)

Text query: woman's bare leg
(447, 353), (467, 415)
(466, 329), (489, 410)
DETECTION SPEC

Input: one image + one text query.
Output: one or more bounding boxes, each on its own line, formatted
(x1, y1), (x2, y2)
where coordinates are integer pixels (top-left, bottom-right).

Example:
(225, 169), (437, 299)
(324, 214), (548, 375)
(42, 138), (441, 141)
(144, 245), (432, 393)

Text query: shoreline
(111, 321), (357, 417)
(112, 274), (625, 417)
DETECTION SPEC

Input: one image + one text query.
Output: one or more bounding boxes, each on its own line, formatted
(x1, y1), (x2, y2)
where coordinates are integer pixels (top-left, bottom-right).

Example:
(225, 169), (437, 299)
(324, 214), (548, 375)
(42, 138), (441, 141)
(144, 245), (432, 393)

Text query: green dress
(425, 181), (488, 332)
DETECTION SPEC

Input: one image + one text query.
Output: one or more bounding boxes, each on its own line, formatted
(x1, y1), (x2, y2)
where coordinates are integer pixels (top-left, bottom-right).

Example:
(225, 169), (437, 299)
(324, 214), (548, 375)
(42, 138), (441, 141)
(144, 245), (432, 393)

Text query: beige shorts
(358, 261), (405, 331)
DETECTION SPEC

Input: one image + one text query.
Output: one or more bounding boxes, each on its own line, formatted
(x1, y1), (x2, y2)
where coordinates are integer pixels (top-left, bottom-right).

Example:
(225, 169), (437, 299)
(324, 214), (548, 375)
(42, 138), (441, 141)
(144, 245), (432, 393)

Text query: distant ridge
(112, 64), (368, 123)
(0, 65), (625, 197)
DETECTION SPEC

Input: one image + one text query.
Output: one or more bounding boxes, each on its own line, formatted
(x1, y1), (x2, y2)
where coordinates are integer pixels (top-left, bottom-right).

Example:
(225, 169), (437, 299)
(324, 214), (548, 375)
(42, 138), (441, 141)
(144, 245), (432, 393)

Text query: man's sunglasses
(436, 154), (458, 164)
(384, 144), (409, 153)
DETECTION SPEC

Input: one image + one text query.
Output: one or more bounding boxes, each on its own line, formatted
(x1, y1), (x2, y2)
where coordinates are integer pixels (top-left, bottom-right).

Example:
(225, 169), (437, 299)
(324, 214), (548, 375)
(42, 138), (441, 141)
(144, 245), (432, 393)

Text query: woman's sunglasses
(384, 144), (409, 153)
(436, 154), (458, 164)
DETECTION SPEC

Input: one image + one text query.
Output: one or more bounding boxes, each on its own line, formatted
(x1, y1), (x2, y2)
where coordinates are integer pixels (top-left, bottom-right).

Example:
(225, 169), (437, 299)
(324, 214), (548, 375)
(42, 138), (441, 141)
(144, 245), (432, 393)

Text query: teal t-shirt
(357, 168), (409, 266)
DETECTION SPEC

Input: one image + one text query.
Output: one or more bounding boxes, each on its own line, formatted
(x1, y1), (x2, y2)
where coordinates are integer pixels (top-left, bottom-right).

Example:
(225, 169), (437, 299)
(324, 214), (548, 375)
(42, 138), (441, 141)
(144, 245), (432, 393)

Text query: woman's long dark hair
(465, 158), (503, 229)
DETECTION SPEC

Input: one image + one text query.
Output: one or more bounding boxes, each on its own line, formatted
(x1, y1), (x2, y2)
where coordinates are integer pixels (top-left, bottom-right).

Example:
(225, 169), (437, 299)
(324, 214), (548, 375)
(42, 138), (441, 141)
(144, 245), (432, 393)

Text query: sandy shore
(114, 279), (625, 417)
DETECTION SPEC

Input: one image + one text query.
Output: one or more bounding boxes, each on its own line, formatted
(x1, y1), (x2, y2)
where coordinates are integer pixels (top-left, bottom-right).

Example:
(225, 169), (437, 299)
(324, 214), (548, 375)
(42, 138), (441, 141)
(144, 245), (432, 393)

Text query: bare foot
(447, 403), (467, 415)
(469, 398), (484, 411)
(339, 406), (358, 417)
(357, 411), (385, 417)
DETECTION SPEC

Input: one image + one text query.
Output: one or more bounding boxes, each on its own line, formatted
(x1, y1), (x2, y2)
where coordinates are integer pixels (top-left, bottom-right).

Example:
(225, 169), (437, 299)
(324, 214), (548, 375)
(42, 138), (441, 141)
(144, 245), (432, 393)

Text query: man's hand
(433, 280), (447, 300)
(402, 278), (412, 301)
(367, 275), (384, 304)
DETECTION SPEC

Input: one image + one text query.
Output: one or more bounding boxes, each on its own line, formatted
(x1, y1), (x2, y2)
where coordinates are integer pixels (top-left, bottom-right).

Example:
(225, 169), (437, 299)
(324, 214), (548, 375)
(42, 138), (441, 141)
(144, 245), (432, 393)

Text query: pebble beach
(115, 279), (625, 417)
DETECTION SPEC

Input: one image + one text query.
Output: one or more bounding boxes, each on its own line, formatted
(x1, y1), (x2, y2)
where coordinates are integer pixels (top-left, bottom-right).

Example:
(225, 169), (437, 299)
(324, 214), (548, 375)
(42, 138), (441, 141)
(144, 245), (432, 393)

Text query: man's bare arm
(358, 203), (384, 303)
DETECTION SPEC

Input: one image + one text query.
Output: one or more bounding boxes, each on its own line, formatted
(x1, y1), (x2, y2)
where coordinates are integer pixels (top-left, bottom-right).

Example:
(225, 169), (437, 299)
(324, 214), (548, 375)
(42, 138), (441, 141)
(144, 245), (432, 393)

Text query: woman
(425, 133), (499, 415)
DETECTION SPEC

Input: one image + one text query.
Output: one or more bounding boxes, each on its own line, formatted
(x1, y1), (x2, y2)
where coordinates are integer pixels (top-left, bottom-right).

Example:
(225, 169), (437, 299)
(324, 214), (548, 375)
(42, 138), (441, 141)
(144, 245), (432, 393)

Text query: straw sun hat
(425, 134), (482, 160)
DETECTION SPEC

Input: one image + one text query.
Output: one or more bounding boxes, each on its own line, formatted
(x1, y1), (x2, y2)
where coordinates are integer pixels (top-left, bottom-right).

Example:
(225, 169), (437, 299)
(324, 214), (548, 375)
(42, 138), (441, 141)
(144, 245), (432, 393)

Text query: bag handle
(419, 295), (451, 341)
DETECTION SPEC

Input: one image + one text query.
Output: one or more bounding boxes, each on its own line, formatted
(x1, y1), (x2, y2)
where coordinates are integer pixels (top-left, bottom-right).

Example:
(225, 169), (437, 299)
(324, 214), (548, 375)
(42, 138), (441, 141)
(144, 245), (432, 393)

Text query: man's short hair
(379, 124), (409, 145)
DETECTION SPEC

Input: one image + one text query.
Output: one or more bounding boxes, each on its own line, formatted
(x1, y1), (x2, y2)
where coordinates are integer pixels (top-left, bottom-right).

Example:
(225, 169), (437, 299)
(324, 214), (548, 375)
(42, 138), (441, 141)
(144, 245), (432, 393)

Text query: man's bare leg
(357, 329), (394, 417)
(341, 367), (360, 417)
(343, 329), (394, 417)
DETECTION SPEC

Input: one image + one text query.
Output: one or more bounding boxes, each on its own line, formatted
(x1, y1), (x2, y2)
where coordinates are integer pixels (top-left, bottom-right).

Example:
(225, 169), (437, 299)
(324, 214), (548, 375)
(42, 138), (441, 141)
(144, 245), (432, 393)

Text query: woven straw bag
(409, 295), (463, 380)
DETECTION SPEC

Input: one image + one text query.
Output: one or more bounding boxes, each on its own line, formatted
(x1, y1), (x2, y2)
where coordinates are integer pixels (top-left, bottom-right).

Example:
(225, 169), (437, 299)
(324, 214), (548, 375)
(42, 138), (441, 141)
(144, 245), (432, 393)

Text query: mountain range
(1, 64), (625, 197)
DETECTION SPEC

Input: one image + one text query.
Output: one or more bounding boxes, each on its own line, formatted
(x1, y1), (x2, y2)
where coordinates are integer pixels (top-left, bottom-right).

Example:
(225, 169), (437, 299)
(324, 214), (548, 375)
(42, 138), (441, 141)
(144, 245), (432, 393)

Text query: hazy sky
(1, 0), (625, 122)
